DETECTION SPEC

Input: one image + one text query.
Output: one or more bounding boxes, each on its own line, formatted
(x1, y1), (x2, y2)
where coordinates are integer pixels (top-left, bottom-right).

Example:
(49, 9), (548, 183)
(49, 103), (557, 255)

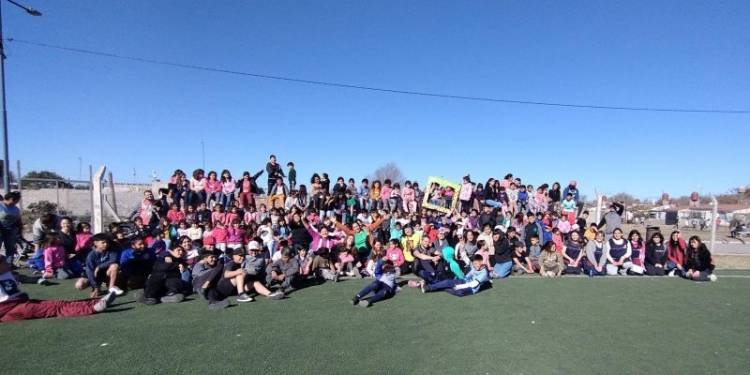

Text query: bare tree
(610, 192), (640, 206)
(369, 162), (405, 183)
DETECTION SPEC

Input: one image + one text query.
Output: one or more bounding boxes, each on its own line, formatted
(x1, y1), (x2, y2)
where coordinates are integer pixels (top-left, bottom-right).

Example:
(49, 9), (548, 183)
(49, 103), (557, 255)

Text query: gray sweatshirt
(585, 240), (607, 268)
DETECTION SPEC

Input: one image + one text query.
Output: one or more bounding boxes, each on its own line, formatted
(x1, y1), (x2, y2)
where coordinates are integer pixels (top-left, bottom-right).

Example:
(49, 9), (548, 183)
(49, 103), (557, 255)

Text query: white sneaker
(709, 274), (718, 282)
(668, 270), (676, 277)
(109, 286), (125, 296)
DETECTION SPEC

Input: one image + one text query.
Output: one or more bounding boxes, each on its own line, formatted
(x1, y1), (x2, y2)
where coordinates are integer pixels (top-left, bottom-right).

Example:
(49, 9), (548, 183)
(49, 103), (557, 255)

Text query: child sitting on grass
(420, 254), (489, 297)
(351, 260), (397, 308)
(75, 233), (124, 298)
(38, 233), (68, 284)
(140, 244), (189, 305)
(539, 242), (563, 278)
(311, 247), (339, 283)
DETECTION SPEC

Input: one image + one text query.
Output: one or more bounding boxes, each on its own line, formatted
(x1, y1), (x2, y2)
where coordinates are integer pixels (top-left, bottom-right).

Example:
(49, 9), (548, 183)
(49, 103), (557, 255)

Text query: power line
(7, 38), (750, 114)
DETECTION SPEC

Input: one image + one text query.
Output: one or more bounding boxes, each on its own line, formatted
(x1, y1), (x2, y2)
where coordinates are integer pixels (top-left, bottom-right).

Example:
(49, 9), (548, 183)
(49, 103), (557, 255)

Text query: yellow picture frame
(422, 176), (461, 214)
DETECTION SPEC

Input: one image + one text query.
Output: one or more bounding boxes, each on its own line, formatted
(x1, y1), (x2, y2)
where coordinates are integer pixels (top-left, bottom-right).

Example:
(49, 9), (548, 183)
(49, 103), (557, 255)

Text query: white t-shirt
(0, 271), (24, 303)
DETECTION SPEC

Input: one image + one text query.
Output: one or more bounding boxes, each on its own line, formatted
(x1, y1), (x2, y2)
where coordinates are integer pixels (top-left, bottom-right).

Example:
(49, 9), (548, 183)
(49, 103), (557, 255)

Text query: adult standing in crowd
(32, 213), (61, 252)
(266, 154), (285, 195)
(0, 192), (22, 263)
(598, 201), (624, 240)
(562, 180), (582, 215)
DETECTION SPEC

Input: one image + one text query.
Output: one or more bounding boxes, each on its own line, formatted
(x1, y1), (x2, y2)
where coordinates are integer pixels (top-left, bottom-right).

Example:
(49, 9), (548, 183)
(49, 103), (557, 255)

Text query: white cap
(248, 240), (261, 250)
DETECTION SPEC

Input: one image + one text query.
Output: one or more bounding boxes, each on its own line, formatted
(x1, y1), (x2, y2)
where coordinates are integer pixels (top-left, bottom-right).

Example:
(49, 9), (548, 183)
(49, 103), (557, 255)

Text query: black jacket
(645, 243), (668, 265)
(149, 255), (185, 281)
(685, 246), (714, 272)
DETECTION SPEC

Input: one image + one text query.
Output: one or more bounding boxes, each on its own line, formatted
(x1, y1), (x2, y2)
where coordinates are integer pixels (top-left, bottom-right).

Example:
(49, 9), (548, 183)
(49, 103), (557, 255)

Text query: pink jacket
(459, 183), (474, 201)
(381, 186), (392, 201)
(205, 179), (222, 194)
(222, 179), (236, 195)
(212, 227), (228, 243)
(307, 226), (340, 253)
(75, 233), (92, 252)
(385, 246), (405, 267)
(402, 187), (416, 202)
(224, 212), (239, 226)
(226, 227), (246, 244)
(338, 251), (355, 264)
(44, 246), (66, 274)
(211, 212), (226, 226)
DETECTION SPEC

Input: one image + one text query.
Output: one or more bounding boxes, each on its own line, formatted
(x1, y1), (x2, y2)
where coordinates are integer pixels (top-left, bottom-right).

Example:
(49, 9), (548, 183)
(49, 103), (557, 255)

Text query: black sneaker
(144, 297), (159, 305)
(208, 299), (230, 310)
(351, 296), (360, 306)
(236, 293), (254, 303)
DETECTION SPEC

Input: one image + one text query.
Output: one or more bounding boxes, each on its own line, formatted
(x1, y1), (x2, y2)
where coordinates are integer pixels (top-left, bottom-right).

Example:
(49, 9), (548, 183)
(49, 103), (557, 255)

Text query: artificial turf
(2, 273), (750, 374)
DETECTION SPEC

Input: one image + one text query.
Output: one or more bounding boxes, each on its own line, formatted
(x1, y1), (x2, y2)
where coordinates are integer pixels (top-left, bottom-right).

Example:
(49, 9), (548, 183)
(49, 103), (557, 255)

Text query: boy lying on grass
(0, 255), (117, 322)
(420, 254), (490, 296)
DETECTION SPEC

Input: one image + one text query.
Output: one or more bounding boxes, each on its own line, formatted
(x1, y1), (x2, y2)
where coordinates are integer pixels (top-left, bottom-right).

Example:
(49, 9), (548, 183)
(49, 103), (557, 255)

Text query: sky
(3, 0), (749, 201)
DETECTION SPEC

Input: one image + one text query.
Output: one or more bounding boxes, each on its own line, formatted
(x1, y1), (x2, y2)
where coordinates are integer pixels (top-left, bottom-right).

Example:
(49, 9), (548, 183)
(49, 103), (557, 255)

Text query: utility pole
(0, 0), (42, 193)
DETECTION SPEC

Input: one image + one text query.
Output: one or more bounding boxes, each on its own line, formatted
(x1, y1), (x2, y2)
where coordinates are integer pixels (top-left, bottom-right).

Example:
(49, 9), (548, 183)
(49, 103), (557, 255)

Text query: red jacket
(667, 238), (686, 266)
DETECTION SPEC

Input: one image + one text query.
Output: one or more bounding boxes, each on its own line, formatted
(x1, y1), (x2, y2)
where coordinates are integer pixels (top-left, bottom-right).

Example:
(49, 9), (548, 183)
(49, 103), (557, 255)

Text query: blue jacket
(563, 186), (580, 202)
(463, 266), (489, 294)
(119, 247), (156, 273)
(85, 250), (119, 288)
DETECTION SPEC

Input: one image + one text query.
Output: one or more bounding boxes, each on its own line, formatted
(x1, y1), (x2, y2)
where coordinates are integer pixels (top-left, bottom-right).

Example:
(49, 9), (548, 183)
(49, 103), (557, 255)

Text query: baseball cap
(232, 248), (246, 256)
(247, 240), (261, 250)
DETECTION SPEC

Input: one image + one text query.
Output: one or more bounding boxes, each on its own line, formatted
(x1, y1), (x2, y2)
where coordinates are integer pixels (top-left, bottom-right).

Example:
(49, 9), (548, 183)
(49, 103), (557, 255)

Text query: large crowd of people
(0, 154), (717, 322)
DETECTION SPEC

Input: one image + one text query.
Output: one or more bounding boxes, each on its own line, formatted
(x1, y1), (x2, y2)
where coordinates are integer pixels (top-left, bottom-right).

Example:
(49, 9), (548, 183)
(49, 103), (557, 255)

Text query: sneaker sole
(161, 294), (184, 303)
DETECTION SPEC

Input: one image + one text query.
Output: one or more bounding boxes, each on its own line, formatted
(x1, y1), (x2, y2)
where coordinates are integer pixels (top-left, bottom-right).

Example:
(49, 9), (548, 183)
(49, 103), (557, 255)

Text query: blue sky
(4, 0), (749, 201)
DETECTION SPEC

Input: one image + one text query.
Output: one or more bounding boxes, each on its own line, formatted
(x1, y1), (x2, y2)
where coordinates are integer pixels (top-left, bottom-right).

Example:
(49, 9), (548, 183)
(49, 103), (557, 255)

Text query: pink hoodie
(385, 246), (405, 267)
(44, 246), (65, 274)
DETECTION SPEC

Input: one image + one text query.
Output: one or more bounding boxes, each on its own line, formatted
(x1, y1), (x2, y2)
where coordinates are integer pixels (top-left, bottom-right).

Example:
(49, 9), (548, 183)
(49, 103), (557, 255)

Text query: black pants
(144, 276), (185, 299)
(211, 277), (238, 301)
(120, 261), (153, 290)
(645, 263), (666, 276)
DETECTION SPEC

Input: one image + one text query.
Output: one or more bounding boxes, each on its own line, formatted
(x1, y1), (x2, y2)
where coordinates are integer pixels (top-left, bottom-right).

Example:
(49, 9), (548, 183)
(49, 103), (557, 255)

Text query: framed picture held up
(422, 176), (461, 214)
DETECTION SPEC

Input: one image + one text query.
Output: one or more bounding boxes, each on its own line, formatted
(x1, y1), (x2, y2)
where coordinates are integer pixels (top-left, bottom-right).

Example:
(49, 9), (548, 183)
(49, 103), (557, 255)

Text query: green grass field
(3, 273), (750, 374)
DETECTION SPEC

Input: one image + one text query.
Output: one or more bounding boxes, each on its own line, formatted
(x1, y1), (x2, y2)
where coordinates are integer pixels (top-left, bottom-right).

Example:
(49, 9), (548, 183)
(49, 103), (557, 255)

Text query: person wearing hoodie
(351, 260), (398, 308)
(441, 246), (465, 280)
(491, 230), (513, 279)
(645, 232), (668, 276)
(684, 236), (716, 282)
(420, 254), (489, 297)
(266, 247), (300, 292)
(118, 236), (155, 290)
(597, 202), (624, 240)
(385, 239), (407, 274)
(583, 231), (607, 276)
(140, 244), (189, 305)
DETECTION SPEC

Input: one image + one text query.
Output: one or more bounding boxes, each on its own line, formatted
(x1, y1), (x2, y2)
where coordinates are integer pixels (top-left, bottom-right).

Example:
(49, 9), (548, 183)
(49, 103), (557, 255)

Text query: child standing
(287, 162), (297, 190)
(205, 171), (222, 207)
(219, 170), (236, 209)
